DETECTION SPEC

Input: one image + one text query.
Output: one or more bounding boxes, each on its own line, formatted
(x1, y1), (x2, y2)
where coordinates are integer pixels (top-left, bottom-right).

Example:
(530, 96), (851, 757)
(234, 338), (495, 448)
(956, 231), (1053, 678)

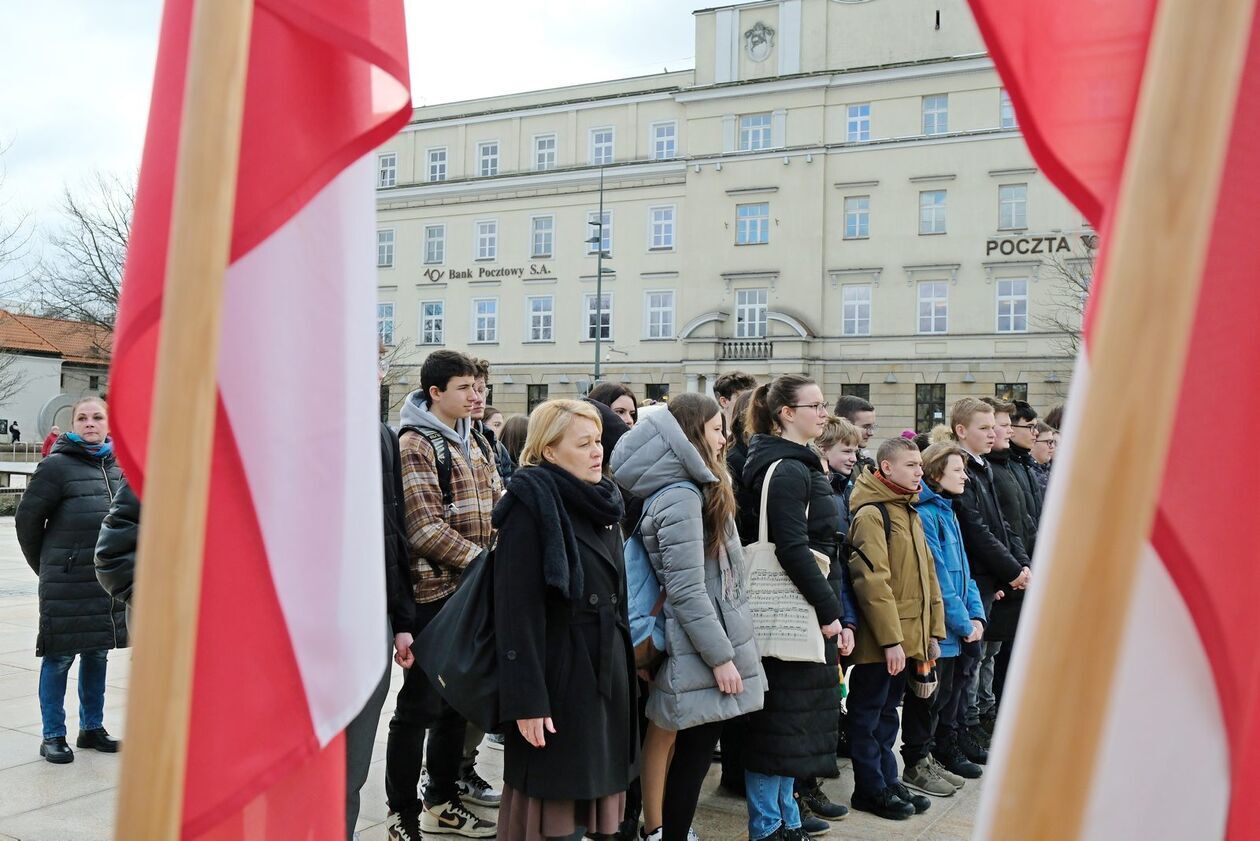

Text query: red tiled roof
(0, 311), (111, 366)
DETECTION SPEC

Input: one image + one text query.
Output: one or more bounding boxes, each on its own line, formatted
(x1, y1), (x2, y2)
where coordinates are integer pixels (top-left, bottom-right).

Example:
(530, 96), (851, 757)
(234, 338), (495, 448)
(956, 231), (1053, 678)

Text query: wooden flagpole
(979, 0), (1255, 838)
(114, 0), (254, 837)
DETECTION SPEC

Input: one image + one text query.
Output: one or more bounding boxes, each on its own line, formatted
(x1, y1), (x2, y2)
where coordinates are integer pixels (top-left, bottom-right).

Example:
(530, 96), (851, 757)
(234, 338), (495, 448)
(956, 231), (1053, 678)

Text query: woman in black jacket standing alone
(16, 397), (126, 764)
(493, 399), (638, 841)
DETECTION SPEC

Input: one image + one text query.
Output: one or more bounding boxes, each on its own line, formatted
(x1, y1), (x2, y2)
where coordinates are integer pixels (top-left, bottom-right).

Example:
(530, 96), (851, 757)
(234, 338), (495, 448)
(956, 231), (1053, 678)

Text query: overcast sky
(0, 0), (707, 241)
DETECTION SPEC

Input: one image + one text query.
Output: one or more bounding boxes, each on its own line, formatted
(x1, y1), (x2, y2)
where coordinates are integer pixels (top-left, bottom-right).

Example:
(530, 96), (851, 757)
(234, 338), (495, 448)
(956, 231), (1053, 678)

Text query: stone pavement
(0, 517), (981, 840)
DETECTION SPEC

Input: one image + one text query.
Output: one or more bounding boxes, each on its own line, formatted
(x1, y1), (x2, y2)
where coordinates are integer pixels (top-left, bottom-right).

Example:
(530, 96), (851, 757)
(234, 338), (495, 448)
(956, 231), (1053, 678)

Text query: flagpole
(978, 0), (1254, 838)
(114, 0), (254, 837)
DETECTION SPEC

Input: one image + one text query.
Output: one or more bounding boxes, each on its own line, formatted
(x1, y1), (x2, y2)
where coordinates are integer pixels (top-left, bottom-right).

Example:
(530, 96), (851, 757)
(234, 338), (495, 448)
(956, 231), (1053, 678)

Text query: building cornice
(378, 160), (689, 204)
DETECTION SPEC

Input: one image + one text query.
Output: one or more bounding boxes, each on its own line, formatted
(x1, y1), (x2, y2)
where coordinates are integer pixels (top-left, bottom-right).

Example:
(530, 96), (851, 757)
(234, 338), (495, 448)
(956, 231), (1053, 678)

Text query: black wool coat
(494, 474), (638, 801)
(952, 454), (1029, 617)
(987, 447), (1042, 640)
(17, 437), (128, 657)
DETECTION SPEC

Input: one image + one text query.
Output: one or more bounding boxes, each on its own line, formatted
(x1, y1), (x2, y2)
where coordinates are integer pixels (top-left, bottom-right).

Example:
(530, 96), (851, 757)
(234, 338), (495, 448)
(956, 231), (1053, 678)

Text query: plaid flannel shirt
(400, 428), (502, 604)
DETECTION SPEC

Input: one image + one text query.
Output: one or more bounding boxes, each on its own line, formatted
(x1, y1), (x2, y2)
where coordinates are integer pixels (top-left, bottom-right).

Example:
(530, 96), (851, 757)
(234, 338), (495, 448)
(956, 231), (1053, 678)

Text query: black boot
(932, 731), (983, 780)
(850, 787), (915, 821)
(958, 726), (989, 765)
(891, 783), (931, 814)
(40, 737), (74, 764)
(76, 728), (120, 753)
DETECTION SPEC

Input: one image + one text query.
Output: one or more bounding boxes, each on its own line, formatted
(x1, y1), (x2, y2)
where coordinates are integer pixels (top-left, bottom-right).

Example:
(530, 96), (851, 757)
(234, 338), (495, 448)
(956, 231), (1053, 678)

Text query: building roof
(0, 311), (111, 366)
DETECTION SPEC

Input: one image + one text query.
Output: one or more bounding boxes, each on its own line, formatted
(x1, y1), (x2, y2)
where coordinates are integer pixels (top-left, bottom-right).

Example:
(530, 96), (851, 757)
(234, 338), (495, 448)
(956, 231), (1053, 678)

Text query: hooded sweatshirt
(400, 389), (473, 462)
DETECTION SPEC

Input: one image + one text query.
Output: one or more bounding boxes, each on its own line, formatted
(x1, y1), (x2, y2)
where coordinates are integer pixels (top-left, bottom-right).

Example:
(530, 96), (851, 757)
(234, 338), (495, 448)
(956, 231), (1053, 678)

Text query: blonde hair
(72, 396), (109, 416)
(921, 442), (966, 485)
(948, 397), (994, 439)
(519, 399), (603, 468)
(928, 424), (953, 445)
(817, 415), (862, 451)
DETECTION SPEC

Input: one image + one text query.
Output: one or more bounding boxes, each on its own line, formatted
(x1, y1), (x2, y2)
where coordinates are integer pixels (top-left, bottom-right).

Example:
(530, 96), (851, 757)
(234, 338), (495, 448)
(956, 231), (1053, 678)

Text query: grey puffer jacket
(611, 409), (765, 731)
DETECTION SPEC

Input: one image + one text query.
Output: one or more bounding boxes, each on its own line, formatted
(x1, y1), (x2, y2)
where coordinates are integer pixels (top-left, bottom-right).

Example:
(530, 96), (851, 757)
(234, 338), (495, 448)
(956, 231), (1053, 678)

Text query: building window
(426, 147), (447, 182)
(652, 122), (677, 160)
(649, 206), (675, 250)
(918, 281), (949, 334)
(531, 215), (554, 259)
(645, 383), (670, 402)
(844, 195), (870, 239)
(377, 302), (395, 346)
(736, 202), (770, 245)
(1000, 89), (1017, 129)
(999, 184), (1028, 230)
(915, 384), (947, 432)
(842, 285), (872, 336)
(590, 127), (614, 165)
(739, 113), (773, 151)
(587, 210), (612, 255)
(478, 141), (499, 177)
(424, 224), (445, 265)
(90, 375), (101, 391)
(996, 382), (1029, 402)
(377, 153), (396, 188)
(534, 134), (557, 171)
(735, 288), (768, 338)
(527, 295), (554, 342)
(475, 220), (497, 260)
(841, 383), (870, 401)
(997, 278), (1029, 333)
(420, 300), (444, 345)
(377, 229), (395, 267)
(922, 94), (949, 135)
(584, 293), (612, 340)
(846, 103), (871, 142)
(645, 290), (675, 339)
(919, 190), (947, 235)
(527, 384), (549, 412)
(472, 298), (498, 343)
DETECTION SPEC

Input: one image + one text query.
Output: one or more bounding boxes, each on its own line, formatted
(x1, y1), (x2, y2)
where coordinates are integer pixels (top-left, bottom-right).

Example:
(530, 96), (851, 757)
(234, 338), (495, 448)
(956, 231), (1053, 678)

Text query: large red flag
(112, 1), (410, 836)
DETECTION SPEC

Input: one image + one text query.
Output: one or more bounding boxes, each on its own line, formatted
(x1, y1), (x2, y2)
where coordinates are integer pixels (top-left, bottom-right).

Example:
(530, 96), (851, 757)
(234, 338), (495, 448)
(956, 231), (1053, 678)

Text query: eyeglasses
(860, 424), (877, 433)
(790, 402), (830, 413)
(1011, 423), (1037, 430)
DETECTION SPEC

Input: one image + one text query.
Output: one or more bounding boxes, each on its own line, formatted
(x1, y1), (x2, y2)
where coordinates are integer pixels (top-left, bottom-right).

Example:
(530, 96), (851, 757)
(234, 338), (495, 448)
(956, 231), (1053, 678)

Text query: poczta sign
(985, 235), (1071, 256)
(422, 263), (552, 283)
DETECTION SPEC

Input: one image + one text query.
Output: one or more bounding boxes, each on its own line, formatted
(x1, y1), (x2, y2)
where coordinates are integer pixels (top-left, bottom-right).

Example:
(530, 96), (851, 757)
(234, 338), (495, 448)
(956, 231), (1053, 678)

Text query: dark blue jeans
(847, 663), (908, 797)
(39, 650), (108, 740)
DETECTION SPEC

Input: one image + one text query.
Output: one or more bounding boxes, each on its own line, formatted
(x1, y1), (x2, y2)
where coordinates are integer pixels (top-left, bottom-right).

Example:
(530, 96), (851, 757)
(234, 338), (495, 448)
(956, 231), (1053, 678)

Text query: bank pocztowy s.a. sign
(423, 264), (553, 283)
(985, 235), (1072, 256)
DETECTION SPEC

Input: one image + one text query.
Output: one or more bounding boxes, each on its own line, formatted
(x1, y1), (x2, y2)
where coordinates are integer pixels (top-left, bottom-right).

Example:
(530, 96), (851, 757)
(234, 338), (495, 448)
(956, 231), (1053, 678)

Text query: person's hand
(964, 620), (984, 643)
(839, 627), (855, 657)
(712, 661), (744, 695)
(885, 644), (906, 676)
(517, 717), (555, 748)
(928, 638), (942, 662)
(821, 619), (843, 639)
(393, 632), (414, 669)
(1010, 567), (1030, 590)
(994, 589), (1006, 601)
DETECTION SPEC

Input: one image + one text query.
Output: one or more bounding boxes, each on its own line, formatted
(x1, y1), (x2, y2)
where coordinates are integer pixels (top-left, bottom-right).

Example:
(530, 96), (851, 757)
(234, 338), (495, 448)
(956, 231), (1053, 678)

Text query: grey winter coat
(611, 409), (766, 731)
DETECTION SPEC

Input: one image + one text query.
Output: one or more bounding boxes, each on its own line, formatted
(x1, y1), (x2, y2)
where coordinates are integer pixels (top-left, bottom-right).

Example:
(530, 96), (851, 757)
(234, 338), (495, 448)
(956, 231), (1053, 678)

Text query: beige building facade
(376, 0), (1085, 430)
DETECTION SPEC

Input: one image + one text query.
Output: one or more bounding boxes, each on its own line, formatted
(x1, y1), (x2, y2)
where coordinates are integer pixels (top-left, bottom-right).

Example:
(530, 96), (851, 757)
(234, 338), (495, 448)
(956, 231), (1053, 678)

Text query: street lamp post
(585, 166), (612, 384)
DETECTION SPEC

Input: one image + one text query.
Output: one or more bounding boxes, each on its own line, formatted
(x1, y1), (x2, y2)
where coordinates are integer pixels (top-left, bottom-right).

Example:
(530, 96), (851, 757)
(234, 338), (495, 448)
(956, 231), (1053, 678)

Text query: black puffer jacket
(17, 437), (128, 657)
(986, 447), (1041, 641)
(95, 477), (139, 616)
(953, 454), (1029, 613)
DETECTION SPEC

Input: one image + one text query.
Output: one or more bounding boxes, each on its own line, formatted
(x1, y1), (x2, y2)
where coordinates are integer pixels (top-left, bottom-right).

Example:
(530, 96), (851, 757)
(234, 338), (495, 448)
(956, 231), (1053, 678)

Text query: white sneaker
(420, 798), (497, 837)
(688, 828), (701, 841)
(640, 828), (662, 841)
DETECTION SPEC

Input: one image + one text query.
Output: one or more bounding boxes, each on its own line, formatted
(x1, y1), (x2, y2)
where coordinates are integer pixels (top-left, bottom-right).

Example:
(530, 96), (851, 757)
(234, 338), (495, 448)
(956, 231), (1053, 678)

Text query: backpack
(624, 481), (702, 670)
(399, 425), (493, 575)
(847, 501), (892, 573)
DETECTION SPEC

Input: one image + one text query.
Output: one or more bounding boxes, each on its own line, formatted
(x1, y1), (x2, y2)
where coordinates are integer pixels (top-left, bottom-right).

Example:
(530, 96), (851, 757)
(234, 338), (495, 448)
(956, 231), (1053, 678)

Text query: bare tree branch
(0, 354), (28, 408)
(1034, 236), (1096, 357)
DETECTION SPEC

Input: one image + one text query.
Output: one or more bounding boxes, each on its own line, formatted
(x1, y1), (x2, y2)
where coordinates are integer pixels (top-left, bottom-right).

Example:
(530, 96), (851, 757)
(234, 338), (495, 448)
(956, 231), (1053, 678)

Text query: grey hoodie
(400, 389), (472, 462)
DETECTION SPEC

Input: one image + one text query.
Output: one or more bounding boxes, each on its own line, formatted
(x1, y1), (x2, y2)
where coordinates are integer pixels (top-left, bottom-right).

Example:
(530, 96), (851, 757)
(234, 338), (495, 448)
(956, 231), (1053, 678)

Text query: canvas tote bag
(744, 459), (830, 663)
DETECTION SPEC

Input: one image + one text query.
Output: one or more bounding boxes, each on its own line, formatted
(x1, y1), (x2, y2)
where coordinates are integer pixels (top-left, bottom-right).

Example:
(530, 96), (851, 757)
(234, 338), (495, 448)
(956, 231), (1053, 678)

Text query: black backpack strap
(401, 426), (454, 511)
(848, 501), (892, 572)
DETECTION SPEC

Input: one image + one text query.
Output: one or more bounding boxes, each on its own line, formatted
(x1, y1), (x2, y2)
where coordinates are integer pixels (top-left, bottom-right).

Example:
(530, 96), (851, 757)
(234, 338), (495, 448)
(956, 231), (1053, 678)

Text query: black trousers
(992, 633), (1017, 711)
(718, 716), (747, 792)
(847, 663), (907, 797)
(937, 647), (977, 739)
(662, 721), (724, 841)
(385, 595), (467, 813)
(901, 657), (964, 765)
(345, 632), (392, 839)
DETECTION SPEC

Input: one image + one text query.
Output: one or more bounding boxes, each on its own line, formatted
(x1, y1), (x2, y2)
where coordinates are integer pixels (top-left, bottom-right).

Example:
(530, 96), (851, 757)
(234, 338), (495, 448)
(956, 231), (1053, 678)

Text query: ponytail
(745, 374), (815, 437)
(746, 384), (775, 435)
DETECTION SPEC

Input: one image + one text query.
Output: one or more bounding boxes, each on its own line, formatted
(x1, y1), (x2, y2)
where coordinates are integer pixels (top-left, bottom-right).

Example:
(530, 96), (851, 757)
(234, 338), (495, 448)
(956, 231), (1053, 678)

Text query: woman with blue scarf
(16, 397), (127, 764)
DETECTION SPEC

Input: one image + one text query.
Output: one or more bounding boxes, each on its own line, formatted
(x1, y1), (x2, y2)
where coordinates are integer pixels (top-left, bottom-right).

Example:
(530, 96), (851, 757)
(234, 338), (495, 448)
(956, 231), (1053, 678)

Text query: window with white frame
(917, 281), (949, 334)
(377, 153), (396, 188)
(590, 128), (614, 165)
(584, 293), (612, 340)
(534, 134), (557, 171)
(844, 195), (870, 239)
(999, 184), (1028, 230)
(420, 301), (444, 345)
(645, 290), (675, 339)
(997, 278), (1029, 333)
(919, 190), (947, 235)
(531, 215), (554, 259)
(377, 302), (395, 346)
(842, 285), (871, 336)
(423, 224), (445, 265)
(847, 103), (871, 142)
(426, 147), (447, 182)
(587, 210), (612, 255)
(652, 122), (677, 160)
(739, 113), (773, 151)
(1000, 89), (1017, 129)
(475, 220), (497, 260)
(472, 298), (498, 343)
(922, 95), (949, 135)
(377, 229), (395, 267)
(735, 288), (768, 338)
(527, 295), (554, 341)
(736, 202), (770, 245)
(477, 141), (499, 177)
(649, 206), (675, 250)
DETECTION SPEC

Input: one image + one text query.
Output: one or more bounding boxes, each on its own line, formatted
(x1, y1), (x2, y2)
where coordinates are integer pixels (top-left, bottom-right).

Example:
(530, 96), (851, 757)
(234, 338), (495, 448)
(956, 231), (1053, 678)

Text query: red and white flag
(110, 1), (410, 837)
(969, 1), (1260, 838)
